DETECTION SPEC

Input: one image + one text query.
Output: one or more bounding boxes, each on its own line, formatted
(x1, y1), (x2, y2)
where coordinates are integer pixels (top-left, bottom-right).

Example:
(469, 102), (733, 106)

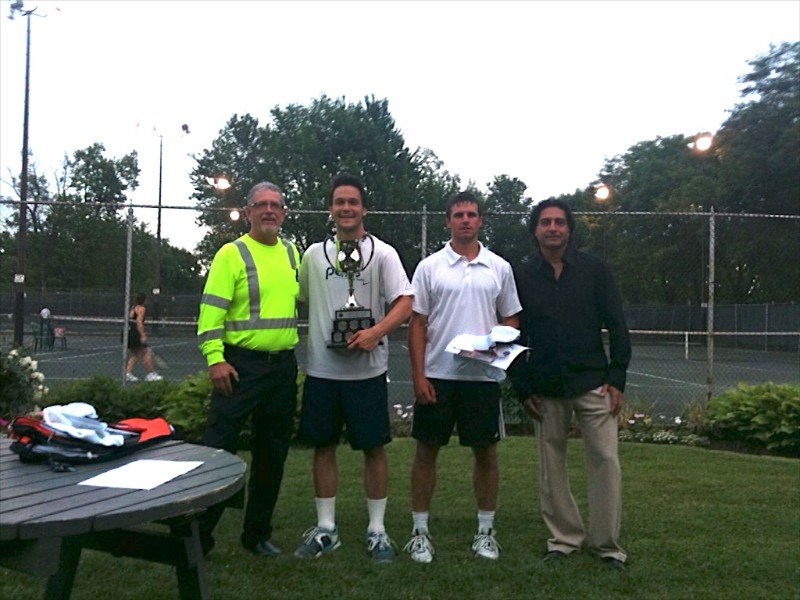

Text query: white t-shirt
(299, 234), (413, 381)
(411, 242), (522, 381)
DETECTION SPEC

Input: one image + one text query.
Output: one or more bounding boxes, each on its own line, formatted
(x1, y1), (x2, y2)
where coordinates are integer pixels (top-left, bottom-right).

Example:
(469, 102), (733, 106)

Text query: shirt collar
(445, 241), (489, 266)
(532, 242), (577, 269)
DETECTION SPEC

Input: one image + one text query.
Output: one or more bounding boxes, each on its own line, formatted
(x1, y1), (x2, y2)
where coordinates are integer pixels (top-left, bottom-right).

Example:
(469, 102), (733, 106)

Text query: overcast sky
(1, 0), (798, 251)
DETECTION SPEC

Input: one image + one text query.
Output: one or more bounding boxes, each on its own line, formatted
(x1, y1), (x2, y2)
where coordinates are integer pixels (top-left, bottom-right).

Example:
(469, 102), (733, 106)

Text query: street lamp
(9, 0), (37, 346)
(206, 176), (237, 220)
(687, 132), (713, 153)
(594, 184), (612, 202)
(151, 123), (191, 331)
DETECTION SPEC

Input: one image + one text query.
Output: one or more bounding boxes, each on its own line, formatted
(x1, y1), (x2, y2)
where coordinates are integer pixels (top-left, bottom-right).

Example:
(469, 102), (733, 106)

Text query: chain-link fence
(2, 205), (798, 418)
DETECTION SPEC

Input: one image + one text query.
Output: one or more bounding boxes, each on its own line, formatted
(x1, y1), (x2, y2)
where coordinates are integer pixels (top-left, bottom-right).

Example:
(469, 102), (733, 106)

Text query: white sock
(315, 497), (336, 531)
(477, 510), (495, 533)
(412, 511), (429, 534)
(367, 497), (387, 534)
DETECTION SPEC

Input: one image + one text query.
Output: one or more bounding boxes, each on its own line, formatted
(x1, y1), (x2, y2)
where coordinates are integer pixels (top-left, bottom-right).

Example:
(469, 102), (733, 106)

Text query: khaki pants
(533, 388), (626, 561)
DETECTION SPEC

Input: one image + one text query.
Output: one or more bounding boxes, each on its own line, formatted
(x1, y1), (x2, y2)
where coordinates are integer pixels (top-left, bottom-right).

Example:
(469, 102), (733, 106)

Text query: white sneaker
(472, 528), (501, 560)
(145, 372), (163, 381)
(403, 529), (434, 563)
(125, 373), (138, 382)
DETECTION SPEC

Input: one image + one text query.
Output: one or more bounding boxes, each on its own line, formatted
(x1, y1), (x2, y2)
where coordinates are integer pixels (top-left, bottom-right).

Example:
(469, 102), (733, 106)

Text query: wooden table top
(0, 438), (245, 542)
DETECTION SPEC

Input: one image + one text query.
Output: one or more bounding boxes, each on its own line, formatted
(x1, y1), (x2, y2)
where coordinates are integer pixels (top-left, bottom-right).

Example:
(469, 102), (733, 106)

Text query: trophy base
(328, 307), (375, 348)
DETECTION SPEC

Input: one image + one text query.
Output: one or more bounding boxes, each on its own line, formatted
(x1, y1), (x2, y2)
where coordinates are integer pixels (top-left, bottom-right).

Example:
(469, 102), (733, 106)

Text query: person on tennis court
(125, 292), (162, 382)
(507, 197), (631, 571)
(197, 181), (301, 558)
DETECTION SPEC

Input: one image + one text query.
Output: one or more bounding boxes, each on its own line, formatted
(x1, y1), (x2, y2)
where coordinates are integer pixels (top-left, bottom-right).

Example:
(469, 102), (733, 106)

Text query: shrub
(158, 371), (212, 443)
(705, 382), (800, 456)
(46, 376), (127, 420)
(43, 376), (177, 421)
(0, 348), (48, 425)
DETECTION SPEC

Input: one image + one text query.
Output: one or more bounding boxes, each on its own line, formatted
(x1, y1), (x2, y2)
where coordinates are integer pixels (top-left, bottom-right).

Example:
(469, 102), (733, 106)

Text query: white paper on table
(445, 334), (528, 370)
(78, 459), (203, 491)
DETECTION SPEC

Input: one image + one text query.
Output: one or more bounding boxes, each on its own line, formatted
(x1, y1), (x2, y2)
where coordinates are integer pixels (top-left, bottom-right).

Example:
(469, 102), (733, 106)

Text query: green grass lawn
(2, 437), (798, 599)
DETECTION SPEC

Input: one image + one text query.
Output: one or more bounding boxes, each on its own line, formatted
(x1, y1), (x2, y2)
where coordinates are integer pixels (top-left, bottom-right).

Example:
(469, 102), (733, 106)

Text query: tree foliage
(582, 42), (799, 304)
(715, 41), (799, 215)
(191, 96), (459, 272)
(67, 143), (140, 218)
(482, 175), (532, 267)
(2, 145), (201, 295)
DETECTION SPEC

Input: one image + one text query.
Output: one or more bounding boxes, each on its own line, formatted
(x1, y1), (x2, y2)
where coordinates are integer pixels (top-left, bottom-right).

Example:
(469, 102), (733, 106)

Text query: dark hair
(328, 173), (369, 208)
(446, 190), (483, 218)
(134, 292), (147, 305)
(527, 197), (575, 234)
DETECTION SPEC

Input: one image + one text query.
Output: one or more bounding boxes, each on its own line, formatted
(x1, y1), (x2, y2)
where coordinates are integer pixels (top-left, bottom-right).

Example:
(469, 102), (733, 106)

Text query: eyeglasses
(248, 201), (285, 211)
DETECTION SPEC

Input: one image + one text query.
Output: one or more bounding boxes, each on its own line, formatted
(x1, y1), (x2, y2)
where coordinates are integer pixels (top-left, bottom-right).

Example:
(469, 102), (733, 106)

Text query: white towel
(42, 403), (124, 446)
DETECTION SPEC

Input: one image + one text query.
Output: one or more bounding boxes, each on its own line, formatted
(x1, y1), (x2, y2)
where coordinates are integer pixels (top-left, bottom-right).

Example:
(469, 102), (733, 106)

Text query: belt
(224, 344), (294, 363)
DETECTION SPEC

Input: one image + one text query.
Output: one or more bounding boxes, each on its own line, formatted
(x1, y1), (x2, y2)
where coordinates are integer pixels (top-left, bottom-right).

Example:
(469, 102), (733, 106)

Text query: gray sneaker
(472, 528), (501, 560)
(293, 526), (341, 558)
(366, 531), (396, 563)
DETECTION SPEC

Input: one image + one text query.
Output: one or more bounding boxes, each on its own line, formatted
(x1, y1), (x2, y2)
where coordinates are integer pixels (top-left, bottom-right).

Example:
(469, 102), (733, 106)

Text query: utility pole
(10, 0), (36, 346)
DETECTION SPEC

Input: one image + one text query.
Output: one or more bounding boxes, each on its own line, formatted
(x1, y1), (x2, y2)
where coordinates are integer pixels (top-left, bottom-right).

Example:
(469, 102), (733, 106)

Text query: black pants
(201, 345), (297, 545)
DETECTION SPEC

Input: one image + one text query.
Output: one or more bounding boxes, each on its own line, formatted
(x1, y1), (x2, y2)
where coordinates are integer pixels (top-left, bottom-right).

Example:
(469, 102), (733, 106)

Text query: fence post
(421, 204), (427, 260)
(122, 206), (133, 383)
(706, 207), (715, 402)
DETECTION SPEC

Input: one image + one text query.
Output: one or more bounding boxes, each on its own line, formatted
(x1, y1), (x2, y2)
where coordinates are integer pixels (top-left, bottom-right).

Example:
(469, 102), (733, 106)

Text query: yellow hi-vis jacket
(197, 234), (300, 367)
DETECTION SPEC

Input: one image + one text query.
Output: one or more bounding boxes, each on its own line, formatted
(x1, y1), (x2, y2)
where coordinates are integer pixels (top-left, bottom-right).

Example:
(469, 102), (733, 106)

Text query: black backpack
(8, 415), (173, 469)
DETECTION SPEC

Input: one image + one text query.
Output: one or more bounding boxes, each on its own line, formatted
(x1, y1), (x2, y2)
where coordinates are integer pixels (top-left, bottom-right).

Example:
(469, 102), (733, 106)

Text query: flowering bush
(617, 406), (709, 447)
(0, 348), (48, 427)
(391, 403), (414, 437)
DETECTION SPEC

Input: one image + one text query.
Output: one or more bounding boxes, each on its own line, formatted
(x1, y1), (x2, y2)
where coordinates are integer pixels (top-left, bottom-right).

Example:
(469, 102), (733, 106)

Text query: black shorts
(126, 328), (146, 350)
(411, 379), (502, 447)
(299, 374), (391, 451)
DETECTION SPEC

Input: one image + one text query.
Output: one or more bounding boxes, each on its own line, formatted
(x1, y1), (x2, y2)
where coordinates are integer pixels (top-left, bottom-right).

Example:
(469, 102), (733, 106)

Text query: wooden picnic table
(0, 437), (245, 600)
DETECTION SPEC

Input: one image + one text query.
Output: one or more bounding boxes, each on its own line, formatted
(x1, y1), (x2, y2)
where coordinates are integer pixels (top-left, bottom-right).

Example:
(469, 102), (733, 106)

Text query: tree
(191, 96), (459, 272)
(588, 135), (719, 304)
(67, 143), (140, 218)
(715, 42), (799, 215)
(482, 175), (533, 266)
(711, 41), (800, 302)
(1, 145), (201, 296)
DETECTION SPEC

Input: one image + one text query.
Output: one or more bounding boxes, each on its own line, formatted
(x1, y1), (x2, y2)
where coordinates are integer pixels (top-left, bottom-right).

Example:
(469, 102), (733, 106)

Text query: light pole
(151, 123), (190, 332)
(153, 134), (163, 331)
(9, 0), (36, 346)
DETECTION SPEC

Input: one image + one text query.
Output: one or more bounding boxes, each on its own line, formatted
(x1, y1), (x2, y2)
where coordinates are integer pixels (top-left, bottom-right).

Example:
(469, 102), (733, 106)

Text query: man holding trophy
(295, 173), (413, 563)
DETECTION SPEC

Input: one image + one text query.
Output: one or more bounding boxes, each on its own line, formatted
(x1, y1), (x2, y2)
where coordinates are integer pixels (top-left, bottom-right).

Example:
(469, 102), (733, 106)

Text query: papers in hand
(445, 327), (527, 371)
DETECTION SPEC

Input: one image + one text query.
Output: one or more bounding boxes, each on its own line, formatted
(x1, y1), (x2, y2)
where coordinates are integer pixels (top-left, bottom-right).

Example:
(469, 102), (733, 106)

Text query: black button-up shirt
(508, 244), (631, 399)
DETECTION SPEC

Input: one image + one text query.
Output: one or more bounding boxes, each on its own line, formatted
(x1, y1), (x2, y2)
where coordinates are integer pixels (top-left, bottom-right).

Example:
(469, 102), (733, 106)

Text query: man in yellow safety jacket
(197, 181), (300, 557)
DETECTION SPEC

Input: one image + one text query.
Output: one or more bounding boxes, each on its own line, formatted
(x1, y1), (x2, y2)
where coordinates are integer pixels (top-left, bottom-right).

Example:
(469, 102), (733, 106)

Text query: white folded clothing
(42, 403), (124, 446)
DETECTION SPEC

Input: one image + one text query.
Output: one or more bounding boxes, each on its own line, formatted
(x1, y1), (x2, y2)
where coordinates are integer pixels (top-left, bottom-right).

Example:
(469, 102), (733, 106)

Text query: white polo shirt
(411, 242), (521, 382)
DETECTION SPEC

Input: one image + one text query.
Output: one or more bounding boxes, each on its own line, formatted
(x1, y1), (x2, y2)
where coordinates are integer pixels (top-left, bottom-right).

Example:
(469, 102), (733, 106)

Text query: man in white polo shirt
(404, 191), (521, 563)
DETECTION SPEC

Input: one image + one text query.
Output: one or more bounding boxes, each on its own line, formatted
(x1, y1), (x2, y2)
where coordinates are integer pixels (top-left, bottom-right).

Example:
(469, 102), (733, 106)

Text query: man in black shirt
(508, 198), (631, 571)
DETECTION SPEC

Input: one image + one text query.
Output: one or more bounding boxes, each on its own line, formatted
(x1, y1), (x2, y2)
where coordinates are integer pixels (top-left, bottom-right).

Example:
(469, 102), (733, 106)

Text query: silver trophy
(324, 236), (376, 348)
